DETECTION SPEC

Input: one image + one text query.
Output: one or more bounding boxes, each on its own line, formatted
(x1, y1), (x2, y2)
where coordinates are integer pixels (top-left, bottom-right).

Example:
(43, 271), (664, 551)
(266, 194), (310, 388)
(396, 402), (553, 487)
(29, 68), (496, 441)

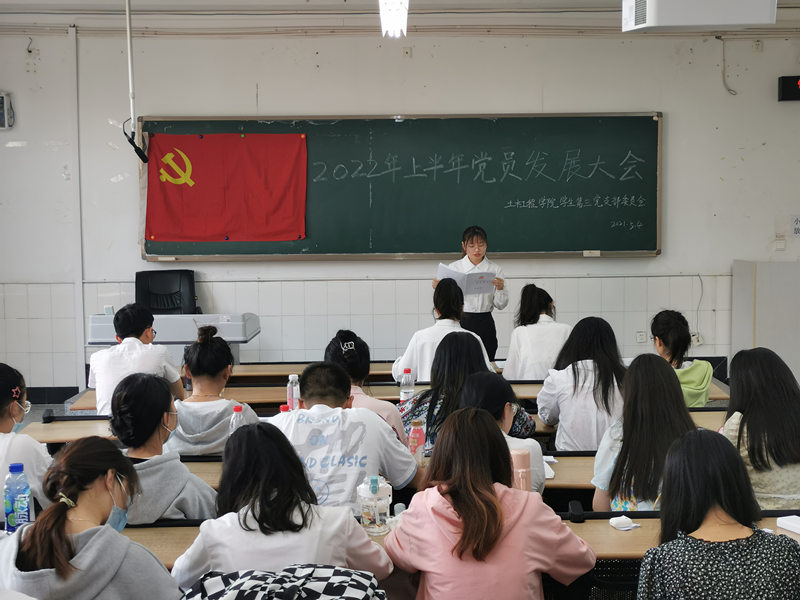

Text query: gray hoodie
(0, 524), (182, 600)
(164, 399), (260, 456)
(127, 451), (217, 525)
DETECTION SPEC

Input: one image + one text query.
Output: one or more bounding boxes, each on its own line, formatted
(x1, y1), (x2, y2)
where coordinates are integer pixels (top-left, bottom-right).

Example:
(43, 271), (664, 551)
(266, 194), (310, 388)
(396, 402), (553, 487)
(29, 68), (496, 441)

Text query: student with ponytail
(503, 284), (572, 381)
(164, 325), (259, 455)
(0, 363), (52, 510)
(385, 408), (595, 599)
(110, 373), (216, 524)
(0, 436), (181, 599)
(325, 330), (406, 444)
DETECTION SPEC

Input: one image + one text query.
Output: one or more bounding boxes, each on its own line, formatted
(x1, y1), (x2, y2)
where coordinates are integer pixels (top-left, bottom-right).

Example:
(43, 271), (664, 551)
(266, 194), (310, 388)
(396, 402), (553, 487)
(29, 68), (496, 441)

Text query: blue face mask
(106, 474), (129, 533)
(11, 420), (23, 434)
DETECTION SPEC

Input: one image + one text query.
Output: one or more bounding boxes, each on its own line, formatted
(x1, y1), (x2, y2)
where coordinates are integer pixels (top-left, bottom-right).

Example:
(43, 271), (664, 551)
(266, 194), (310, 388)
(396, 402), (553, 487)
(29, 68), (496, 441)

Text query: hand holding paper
(437, 263), (496, 296)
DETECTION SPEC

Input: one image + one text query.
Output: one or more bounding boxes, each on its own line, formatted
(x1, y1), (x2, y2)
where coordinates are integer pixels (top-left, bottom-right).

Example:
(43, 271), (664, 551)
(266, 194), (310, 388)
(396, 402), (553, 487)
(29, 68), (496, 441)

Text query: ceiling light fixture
(379, 0), (409, 38)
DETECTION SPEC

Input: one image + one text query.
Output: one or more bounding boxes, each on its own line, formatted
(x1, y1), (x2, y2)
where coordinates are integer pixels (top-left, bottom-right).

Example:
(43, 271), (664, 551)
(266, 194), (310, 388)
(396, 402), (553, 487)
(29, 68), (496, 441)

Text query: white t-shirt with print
(267, 405), (418, 514)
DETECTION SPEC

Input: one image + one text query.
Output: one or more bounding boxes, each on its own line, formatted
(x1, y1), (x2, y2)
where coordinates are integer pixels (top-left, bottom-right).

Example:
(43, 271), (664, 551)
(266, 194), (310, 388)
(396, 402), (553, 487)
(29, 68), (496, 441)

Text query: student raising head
(88, 302), (185, 416)
(164, 325), (259, 456)
(503, 283), (572, 381)
(392, 277), (494, 383)
(638, 429), (800, 598)
(171, 422), (392, 590)
(723, 347), (800, 509)
(537, 316), (626, 451)
(384, 407), (595, 599)
(0, 436), (182, 599)
(591, 354), (695, 511)
(0, 363), (52, 510)
(267, 362), (422, 514)
(110, 373), (216, 524)
(460, 371), (548, 493)
(325, 329), (406, 444)
(650, 309), (713, 407)
(398, 331), (536, 443)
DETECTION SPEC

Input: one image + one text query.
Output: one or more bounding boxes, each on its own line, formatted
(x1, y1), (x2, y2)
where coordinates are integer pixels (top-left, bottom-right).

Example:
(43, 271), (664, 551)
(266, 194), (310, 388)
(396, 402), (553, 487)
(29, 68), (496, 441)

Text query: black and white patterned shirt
(637, 529), (800, 599)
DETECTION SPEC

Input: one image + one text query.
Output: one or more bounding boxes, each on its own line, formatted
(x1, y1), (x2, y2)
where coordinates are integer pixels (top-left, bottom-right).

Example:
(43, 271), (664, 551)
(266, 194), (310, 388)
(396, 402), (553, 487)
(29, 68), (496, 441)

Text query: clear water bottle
(357, 475), (392, 535)
(399, 368), (415, 401)
(229, 404), (246, 437)
(407, 419), (426, 466)
(4, 463), (32, 535)
(287, 374), (300, 410)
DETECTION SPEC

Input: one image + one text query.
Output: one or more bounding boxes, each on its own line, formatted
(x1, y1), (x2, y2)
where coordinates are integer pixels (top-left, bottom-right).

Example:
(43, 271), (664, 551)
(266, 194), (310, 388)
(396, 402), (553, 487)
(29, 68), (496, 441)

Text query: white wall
(2, 29), (800, 386)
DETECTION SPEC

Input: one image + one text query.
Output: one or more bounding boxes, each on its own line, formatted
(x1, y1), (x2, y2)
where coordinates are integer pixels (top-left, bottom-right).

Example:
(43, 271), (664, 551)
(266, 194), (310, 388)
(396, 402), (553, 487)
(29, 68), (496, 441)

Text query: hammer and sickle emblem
(159, 148), (195, 187)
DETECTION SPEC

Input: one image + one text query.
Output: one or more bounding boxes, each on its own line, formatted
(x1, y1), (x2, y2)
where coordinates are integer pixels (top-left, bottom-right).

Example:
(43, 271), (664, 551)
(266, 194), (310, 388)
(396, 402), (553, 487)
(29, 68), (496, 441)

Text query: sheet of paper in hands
(437, 263), (496, 295)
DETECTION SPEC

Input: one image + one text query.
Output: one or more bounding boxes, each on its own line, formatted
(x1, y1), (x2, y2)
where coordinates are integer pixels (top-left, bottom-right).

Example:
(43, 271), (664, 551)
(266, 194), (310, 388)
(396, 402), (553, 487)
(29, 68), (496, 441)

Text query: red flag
(145, 133), (307, 242)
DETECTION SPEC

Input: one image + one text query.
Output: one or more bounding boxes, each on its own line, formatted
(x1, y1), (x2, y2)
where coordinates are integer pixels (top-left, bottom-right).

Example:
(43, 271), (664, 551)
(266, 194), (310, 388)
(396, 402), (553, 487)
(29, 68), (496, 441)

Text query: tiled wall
(0, 283), (79, 388)
(82, 274), (732, 367)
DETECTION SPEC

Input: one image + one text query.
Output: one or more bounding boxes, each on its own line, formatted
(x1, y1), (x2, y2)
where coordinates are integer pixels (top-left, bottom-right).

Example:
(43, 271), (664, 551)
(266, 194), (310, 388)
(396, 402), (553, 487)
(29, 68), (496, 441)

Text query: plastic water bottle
(407, 419), (426, 466)
(287, 374), (300, 410)
(229, 404), (246, 437)
(399, 368), (415, 401)
(4, 463), (32, 535)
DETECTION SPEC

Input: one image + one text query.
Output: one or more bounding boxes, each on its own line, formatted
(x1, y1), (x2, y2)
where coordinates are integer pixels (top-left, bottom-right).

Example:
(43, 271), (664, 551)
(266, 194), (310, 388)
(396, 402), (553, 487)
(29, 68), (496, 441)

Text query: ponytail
(17, 437), (139, 579)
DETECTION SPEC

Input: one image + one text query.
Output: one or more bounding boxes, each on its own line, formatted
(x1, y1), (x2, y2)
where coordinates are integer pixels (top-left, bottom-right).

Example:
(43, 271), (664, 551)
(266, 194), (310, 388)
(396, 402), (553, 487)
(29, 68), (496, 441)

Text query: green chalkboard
(140, 114), (661, 259)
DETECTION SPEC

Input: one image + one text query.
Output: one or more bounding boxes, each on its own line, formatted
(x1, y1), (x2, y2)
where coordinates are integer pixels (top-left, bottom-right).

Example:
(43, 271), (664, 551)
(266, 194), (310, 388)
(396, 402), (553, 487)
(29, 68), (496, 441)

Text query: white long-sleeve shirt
(392, 319), (495, 382)
(446, 255), (508, 313)
(171, 505), (393, 589)
(537, 360), (622, 451)
(503, 316), (572, 381)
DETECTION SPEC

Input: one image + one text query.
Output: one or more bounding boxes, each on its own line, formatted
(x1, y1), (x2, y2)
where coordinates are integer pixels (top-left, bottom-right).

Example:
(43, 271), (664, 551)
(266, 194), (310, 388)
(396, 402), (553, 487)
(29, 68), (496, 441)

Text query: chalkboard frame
(138, 113), (662, 261)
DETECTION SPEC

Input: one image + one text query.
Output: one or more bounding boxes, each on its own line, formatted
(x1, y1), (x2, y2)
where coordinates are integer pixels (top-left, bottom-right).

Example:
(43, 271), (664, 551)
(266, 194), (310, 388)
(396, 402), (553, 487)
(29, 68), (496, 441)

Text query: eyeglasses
(465, 241), (487, 250)
(151, 328), (157, 338)
(16, 399), (31, 415)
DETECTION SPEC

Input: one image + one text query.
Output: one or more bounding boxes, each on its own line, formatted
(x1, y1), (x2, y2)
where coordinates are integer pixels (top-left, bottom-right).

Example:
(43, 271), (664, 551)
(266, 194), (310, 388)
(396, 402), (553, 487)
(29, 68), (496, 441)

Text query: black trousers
(461, 312), (498, 361)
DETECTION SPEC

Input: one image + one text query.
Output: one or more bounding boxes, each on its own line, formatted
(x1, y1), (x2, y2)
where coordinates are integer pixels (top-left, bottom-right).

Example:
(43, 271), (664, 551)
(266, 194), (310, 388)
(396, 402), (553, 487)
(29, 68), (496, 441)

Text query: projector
(622, 0), (777, 31)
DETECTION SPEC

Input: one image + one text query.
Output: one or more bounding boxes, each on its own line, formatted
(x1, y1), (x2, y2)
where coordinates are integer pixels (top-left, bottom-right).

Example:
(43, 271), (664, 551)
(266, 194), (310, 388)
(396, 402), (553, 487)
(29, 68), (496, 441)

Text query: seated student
(650, 309), (713, 407)
(109, 373), (216, 524)
(723, 347), (800, 509)
(0, 364), (52, 510)
(537, 317), (625, 451)
(638, 429), (800, 599)
(503, 284), (571, 381)
(164, 326), (259, 456)
(460, 372), (548, 493)
(0, 436), (182, 600)
(592, 354), (695, 511)
(171, 422), (392, 589)
(324, 329), (406, 444)
(399, 331), (536, 444)
(268, 362), (421, 514)
(384, 408), (596, 600)
(392, 278), (494, 383)
(88, 303), (185, 416)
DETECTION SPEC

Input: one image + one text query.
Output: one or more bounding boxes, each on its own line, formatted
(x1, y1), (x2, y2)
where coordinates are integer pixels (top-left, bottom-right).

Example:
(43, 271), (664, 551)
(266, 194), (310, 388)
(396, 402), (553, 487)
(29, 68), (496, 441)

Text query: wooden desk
(22, 420), (114, 443)
(231, 362), (395, 384)
(546, 456), (594, 490)
(690, 410), (725, 431)
(566, 517), (800, 560)
(124, 526), (199, 570)
(185, 461), (222, 490)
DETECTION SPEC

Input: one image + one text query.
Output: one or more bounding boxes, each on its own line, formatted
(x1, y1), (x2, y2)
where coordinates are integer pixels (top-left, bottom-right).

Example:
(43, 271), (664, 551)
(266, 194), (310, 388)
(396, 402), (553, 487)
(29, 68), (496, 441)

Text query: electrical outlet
(635, 331), (647, 343)
(691, 332), (704, 346)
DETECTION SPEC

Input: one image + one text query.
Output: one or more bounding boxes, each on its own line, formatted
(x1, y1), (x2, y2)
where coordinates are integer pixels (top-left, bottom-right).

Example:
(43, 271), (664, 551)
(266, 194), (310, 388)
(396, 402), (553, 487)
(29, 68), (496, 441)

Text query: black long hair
(727, 347), (800, 471)
(217, 422), (317, 534)
(413, 332), (489, 439)
(515, 284), (554, 327)
(608, 354), (695, 502)
(660, 429), (760, 543)
(553, 316), (625, 414)
(650, 310), (691, 367)
(434, 278), (464, 322)
(460, 371), (518, 422)
(110, 373), (172, 448)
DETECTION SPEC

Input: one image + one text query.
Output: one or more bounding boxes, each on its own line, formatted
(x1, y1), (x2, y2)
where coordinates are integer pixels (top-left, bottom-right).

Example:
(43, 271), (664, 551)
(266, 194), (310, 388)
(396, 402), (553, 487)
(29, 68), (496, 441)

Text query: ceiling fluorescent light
(379, 0), (409, 38)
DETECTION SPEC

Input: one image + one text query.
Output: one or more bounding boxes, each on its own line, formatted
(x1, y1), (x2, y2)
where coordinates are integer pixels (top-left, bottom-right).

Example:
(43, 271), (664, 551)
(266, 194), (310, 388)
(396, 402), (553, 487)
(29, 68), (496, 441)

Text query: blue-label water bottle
(4, 463), (32, 535)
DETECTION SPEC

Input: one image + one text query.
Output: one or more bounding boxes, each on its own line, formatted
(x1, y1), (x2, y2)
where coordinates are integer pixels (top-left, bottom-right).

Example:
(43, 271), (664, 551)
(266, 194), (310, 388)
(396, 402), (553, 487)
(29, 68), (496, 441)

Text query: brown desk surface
(186, 461), (221, 490)
(124, 526), (199, 570)
(546, 456), (594, 490)
(566, 517), (800, 560)
(22, 420), (115, 443)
